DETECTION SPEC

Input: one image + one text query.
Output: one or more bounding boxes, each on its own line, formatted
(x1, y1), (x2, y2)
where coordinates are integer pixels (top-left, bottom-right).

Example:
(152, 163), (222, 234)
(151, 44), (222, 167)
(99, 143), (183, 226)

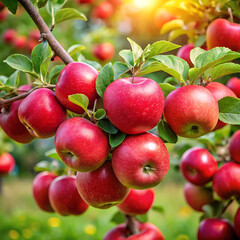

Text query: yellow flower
(84, 224), (96, 235)
(9, 230), (19, 240)
(47, 217), (61, 227)
(22, 229), (33, 239)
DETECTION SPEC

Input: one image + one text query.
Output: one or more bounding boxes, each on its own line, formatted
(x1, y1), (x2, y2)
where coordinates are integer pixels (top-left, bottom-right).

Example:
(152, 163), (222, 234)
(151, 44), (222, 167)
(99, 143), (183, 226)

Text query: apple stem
(125, 215), (139, 235)
(218, 198), (234, 218)
(0, 177), (3, 196)
(67, 168), (75, 176)
(228, 7), (234, 23)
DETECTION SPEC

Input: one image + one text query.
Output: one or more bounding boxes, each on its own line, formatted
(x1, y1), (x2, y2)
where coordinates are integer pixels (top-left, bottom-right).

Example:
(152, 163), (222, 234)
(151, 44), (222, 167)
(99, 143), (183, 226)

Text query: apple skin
(55, 62), (99, 114)
(229, 130), (240, 163)
(93, 42), (115, 61)
(92, 2), (114, 20)
(234, 207), (240, 238)
(212, 162), (240, 200)
(227, 77), (240, 98)
(184, 182), (213, 212)
(0, 9), (7, 22)
(117, 188), (155, 216)
(164, 85), (219, 138)
(3, 29), (17, 44)
(77, 0), (93, 4)
(197, 218), (237, 240)
(206, 19), (240, 51)
(0, 1), (5, 10)
(32, 172), (57, 212)
(112, 132), (170, 189)
(76, 161), (129, 209)
(18, 88), (67, 139)
(13, 36), (27, 50)
(176, 44), (194, 67)
(103, 77), (164, 135)
(103, 222), (165, 240)
(0, 153), (15, 175)
(48, 175), (89, 216)
(180, 147), (218, 186)
(55, 117), (110, 172)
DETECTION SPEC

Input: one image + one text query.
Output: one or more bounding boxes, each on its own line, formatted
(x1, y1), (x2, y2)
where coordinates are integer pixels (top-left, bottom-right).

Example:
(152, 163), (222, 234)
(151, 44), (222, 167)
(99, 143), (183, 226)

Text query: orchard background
(1, 0), (240, 239)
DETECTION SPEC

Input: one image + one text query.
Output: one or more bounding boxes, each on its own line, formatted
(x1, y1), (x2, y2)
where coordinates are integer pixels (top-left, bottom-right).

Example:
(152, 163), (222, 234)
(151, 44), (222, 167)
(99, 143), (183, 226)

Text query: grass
(0, 174), (201, 240)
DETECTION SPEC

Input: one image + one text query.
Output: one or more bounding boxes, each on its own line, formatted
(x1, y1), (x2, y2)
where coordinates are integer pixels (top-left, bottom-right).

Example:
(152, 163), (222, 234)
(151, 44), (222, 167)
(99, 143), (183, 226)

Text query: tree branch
(125, 215), (139, 235)
(17, 0), (74, 65)
(218, 198), (234, 218)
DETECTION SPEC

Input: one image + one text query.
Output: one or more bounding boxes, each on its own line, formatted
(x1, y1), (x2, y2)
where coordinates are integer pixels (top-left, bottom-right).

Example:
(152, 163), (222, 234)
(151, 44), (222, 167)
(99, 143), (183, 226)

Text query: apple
(184, 182), (213, 212)
(229, 130), (240, 163)
(234, 207), (240, 238)
(55, 62), (99, 114)
(103, 222), (165, 240)
(93, 42), (115, 61)
(155, 8), (176, 29)
(103, 77), (164, 134)
(55, 117), (110, 172)
(18, 88), (67, 138)
(212, 162), (240, 200)
(77, 0), (93, 4)
(176, 44), (194, 67)
(164, 85), (219, 138)
(13, 36), (27, 50)
(29, 29), (40, 41)
(206, 19), (240, 51)
(49, 175), (89, 216)
(0, 153), (15, 175)
(227, 77), (240, 98)
(107, 0), (123, 7)
(76, 161), (129, 209)
(0, 1), (4, 10)
(3, 29), (17, 44)
(32, 171), (57, 212)
(180, 147), (218, 186)
(0, 9), (7, 22)
(92, 2), (114, 20)
(198, 218), (237, 240)
(117, 188), (155, 216)
(112, 132), (170, 189)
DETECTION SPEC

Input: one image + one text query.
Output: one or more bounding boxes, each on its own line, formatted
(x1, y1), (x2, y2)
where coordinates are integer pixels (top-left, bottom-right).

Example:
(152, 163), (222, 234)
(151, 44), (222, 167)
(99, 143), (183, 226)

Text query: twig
(218, 198), (234, 218)
(125, 215), (139, 235)
(228, 8), (234, 23)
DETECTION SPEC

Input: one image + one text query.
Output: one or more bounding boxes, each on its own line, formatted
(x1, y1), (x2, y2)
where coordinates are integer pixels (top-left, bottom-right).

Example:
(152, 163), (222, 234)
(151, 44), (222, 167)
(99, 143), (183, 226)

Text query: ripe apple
(18, 88), (67, 138)
(227, 77), (240, 98)
(92, 2), (114, 20)
(184, 182), (213, 212)
(206, 19), (240, 51)
(0, 1), (4, 10)
(164, 85), (219, 138)
(13, 36), (27, 50)
(49, 175), (89, 216)
(0, 9), (7, 22)
(0, 153), (15, 175)
(212, 162), (240, 200)
(229, 130), (240, 163)
(3, 29), (17, 44)
(117, 188), (155, 216)
(77, 0), (93, 4)
(198, 218), (237, 240)
(234, 207), (240, 238)
(103, 222), (165, 240)
(112, 132), (170, 189)
(176, 44), (194, 67)
(107, 0), (123, 7)
(32, 171), (57, 212)
(29, 29), (40, 41)
(55, 117), (110, 172)
(155, 8), (176, 29)
(55, 62), (99, 114)
(93, 42), (115, 61)
(180, 147), (218, 186)
(103, 77), (164, 134)
(76, 161), (129, 209)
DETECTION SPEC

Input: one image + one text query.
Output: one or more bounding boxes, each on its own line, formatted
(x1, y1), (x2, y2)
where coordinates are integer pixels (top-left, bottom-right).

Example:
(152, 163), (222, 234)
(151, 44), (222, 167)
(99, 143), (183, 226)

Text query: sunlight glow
(133, 0), (154, 9)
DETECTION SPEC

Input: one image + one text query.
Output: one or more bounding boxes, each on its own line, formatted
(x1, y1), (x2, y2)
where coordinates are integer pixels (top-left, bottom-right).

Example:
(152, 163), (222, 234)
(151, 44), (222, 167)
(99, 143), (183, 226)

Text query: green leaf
(34, 161), (51, 172)
(152, 205), (164, 214)
(40, 56), (52, 81)
(202, 201), (224, 219)
(0, 76), (8, 85)
(55, 8), (87, 25)
(109, 132), (126, 148)
(218, 96), (240, 125)
(0, 0), (18, 14)
(68, 94), (89, 113)
(82, 60), (102, 71)
(211, 63), (240, 81)
(194, 35), (206, 47)
(136, 214), (148, 223)
(113, 62), (129, 80)
(67, 44), (85, 56)
(159, 83), (176, 98)
(45, 149), (62, 161)
(46, 0), (67, 15)
(48, 65), (65, 84)
(37, 0), (48, 8)
(110, 211), (125, 224)
(127, 38), (143, 66)
(96, 63), (114, 97)
(158, 120), (178, 143)
(5, 71), (20, 87)
(190, 47), (207, 67)
(119, 50), (134, 71)
(94, 109), (106, 120)
(98, 119), (118, 134)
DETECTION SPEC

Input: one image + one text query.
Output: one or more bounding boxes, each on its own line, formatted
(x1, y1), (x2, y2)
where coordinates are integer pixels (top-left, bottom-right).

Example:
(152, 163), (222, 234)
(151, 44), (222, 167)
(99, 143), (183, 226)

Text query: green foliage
(94, 109), (106, 120)
(159, 83), (176, 98)
(109, 131), (126, 148)
(1, 0), (18, 14)
(158, 120), (178, 144)
(110, 211), (125, 224)
(97, 119), (118, 134)
(68, 94), (89, 113)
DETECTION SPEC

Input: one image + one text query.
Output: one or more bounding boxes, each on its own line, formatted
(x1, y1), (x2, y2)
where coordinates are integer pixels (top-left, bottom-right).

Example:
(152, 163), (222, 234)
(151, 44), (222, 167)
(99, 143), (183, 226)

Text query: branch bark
(125, 215), (139, 235)
(17, 0), (74, 65)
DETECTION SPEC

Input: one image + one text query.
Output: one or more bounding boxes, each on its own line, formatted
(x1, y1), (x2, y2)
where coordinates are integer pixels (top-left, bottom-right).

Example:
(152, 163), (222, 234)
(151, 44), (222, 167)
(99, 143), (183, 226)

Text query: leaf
(94, 109), (106, 120)
(127, 38), (143, 66)
(110, 211), (125, 224)
(168, 29), (189, 42)
(202, 201), (224, 219)
(218, 97), (240, 125)
(211, 63), (240, 81)
(113, 62), (129, 80)
(159, 83), (176, 98)
(160, 19), (184, 35)
(119, 50), (134, 71)
(136, 214), (148, 223)
(98, 119), (118, 134)
(67, 44), (86, 56)
(0, 0), (18, 14)
(195, 35), (206, 47)
(40, 56), (52, 81)
(55, 8), (87, 25)
(34, 161), (51, 172)
(37, 0), (48, 8)
(68, 94), (89, 113)
(46, 0), (67, 16)
(96, 63), (114, 97)
(48, 65), (65, 84)
(82, 60), (102, 71)
(109, 132), (126, 148)
(45, 149), (62, 161)
(158, 120), (178, 143)
(5, 71), (20, 87)
(152, 205), (164, 214)
(190, 47), (207, 67)
(0, 76), (8, 85)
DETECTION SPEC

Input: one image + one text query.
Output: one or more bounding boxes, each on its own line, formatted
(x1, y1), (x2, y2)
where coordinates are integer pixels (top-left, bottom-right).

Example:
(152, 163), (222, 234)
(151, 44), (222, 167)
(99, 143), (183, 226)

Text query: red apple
(13, 36), (27, 50)
(0, 153), (15, 175)
(212, 162), (240, 200)
(32, 171), (57, 212)
(93, 42), (115, 61)
(3, 29), (17, 44)
(227, 77), (240, 98)
(18, 88), (67, 138)
(0, 9), (7, 22)
(77, 0), (93, 4)
(176, 44), (194, 67)
(117, 188), (155, 216)
(76, 161), (129, 209)
(92, 2), (114, 20)
(184, 182), (213, 212)
(0, 1), (5, 10)
(155, 9), (176, 29)
(206, 19), (240, 51)
(234, 207), (240, 238)
(180, 147), (218, 186)
(103, 77), (164, 134)
(29, 29), (40, 41)
(103, 222), (165, 240)
(164, 85), (219, 138)
(198, 218), (237, 240)
(55, 117), (110, 172)
(55, 62), (99, 114)
(229, 130), (240, 163)
(49, 175), (89, 216)
(112, 132), (170, 189)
